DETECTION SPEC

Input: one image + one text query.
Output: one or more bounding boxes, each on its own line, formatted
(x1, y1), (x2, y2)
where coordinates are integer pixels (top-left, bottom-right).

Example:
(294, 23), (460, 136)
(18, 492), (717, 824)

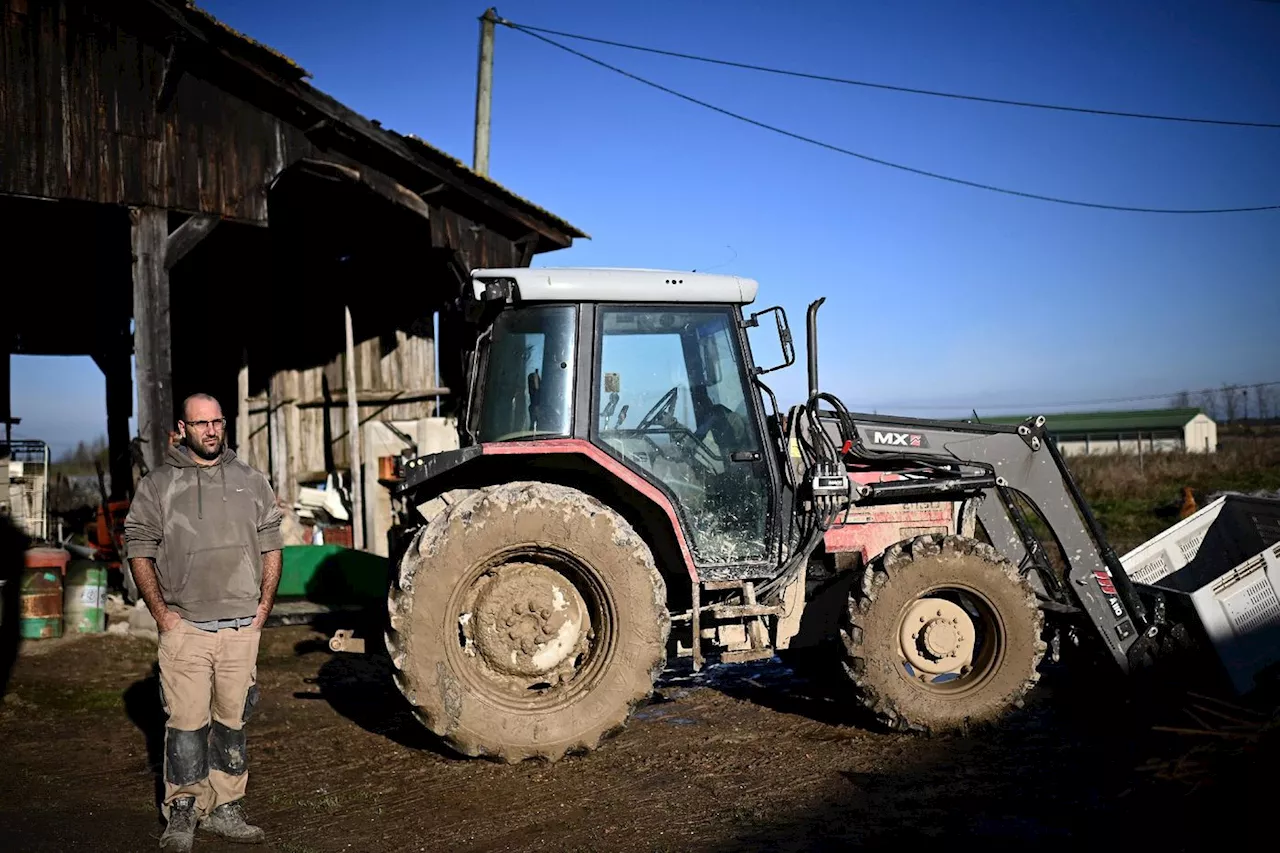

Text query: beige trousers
(157, 620), (261, 817)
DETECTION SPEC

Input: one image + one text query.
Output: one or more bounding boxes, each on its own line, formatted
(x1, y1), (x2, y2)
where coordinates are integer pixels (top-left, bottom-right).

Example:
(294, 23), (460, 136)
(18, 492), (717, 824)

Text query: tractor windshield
(475, 305), (577, 442)
(595, 306), (770, 565)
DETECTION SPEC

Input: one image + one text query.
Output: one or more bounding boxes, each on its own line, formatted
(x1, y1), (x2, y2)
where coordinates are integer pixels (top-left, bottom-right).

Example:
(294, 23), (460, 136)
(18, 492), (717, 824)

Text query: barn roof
(158, 0), (587, 241)
(983, 408), (1208, 434)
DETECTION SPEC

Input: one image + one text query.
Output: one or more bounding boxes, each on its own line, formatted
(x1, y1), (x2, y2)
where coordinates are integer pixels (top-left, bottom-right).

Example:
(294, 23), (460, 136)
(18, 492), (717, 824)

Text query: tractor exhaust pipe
(806, 297), (825, 399)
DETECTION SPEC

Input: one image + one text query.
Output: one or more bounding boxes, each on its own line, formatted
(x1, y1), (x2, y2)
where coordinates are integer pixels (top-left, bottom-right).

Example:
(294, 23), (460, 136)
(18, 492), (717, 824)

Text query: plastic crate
(1120, 495), (1280, 694)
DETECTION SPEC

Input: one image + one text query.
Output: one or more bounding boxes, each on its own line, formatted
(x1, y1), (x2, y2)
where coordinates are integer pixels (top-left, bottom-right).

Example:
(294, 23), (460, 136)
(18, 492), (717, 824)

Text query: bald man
(125, 393), (282, 852)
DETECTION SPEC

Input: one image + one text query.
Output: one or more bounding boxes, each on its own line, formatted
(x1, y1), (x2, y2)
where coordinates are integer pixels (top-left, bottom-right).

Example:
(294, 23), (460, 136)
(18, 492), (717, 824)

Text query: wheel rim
(894, 584), (1006, 696)
(445, 545), (616, 713)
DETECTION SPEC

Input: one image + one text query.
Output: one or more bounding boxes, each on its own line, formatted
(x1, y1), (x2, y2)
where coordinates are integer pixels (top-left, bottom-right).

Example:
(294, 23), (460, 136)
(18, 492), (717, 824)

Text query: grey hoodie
(124, 444), (283, 623)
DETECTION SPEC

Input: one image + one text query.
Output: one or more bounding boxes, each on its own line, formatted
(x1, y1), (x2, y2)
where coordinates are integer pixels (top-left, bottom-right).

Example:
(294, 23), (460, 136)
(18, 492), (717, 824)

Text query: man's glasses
(186, 418), (226, 432)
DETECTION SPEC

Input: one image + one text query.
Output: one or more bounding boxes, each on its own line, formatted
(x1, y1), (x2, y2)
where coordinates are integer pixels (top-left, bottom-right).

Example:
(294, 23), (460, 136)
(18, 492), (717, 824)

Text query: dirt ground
(0, 616), (1273, 853)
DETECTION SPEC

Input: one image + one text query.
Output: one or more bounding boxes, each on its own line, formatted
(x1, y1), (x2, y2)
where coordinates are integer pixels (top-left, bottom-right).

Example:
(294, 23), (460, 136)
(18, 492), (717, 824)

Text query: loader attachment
(808, 410), (1161, 673)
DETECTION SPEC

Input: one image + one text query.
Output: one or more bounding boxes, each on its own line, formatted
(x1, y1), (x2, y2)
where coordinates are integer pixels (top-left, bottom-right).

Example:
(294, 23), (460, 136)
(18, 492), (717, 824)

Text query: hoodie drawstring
(221, 463), (228, 503)
(196, 467), (203, 519)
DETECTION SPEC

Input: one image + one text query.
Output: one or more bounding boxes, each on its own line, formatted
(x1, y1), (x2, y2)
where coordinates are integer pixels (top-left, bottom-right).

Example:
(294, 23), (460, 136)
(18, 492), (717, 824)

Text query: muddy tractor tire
(386, 482), (670, 763)
(840, 534), (1045, 733)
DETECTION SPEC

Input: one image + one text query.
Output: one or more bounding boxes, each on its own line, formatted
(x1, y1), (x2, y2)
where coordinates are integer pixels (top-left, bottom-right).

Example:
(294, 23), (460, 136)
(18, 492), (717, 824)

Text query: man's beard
(186, 433), (224, 461)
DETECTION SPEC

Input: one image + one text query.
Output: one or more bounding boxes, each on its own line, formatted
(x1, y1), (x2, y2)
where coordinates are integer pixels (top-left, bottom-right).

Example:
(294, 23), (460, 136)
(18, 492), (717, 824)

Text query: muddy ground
(0, 615), (1272, 853)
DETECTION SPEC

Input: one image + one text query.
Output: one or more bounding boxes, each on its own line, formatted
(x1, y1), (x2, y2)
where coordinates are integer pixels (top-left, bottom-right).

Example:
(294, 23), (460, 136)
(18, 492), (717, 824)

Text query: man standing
(125, 393), (283, 852)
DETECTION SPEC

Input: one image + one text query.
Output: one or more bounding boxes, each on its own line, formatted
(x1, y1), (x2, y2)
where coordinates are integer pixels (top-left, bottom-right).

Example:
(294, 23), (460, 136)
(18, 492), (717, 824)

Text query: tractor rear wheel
(840, 534), (1045, 733)
(386, 482), (669, 762)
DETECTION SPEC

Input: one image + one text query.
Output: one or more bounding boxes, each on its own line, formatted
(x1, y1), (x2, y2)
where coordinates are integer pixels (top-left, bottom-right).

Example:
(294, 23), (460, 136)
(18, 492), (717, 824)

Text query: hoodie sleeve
(254, 472), (284, 553)
(123, 475), (164, 560)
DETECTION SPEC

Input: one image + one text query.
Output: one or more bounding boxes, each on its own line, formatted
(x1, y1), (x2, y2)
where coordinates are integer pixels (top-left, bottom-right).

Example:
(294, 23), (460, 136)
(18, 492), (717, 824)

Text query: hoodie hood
(165, 443), (237, 469)
(165, 444), (236, 519)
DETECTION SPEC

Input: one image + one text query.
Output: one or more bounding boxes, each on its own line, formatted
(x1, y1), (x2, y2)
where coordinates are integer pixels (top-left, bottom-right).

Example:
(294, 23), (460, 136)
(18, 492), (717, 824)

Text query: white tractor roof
(470, 267), (759, 305)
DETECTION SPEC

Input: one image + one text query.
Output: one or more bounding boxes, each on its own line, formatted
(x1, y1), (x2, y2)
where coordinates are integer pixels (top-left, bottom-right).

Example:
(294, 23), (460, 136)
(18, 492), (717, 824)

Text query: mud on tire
(385, 482), (670, 763)
(840, 534), (1045, 733)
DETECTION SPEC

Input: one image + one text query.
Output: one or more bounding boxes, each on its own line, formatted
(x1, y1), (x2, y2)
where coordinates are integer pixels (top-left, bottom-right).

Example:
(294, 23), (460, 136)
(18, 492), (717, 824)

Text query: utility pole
(473, 7), (498, 176)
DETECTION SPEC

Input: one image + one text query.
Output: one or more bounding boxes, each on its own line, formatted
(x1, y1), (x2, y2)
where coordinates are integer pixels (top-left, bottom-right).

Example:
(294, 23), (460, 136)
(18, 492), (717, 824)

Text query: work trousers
(157, 620), (261, 817)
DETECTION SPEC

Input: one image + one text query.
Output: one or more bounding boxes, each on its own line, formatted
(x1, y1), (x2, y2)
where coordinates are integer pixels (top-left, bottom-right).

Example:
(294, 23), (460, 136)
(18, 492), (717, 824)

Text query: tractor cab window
(475, 305), (577, 442)
(596, 307), (769, 565)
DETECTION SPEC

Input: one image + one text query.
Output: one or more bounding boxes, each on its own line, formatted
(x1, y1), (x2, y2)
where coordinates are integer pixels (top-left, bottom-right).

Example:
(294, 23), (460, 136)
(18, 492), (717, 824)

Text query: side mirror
(743, 306), (795, 375)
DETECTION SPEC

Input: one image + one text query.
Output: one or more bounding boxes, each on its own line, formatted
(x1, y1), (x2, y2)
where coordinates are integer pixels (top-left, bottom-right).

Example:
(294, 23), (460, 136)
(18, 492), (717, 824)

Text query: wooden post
(268, 376), (286, 498)
(96, 348), (134, 499)
(1, 351), (10, 447)
(131, 208), (173, 475)
(345, 305), (364, 550)
(236, 348), (249, 454)
(473, 7), (498, 176)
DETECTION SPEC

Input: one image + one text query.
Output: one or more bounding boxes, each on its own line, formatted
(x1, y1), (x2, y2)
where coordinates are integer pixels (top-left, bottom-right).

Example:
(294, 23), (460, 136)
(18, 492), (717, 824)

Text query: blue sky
(12, 0), (1280, 455)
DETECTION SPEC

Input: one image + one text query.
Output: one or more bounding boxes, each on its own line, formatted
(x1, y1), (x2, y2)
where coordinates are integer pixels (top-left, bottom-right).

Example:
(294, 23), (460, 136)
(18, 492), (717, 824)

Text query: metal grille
(1219, 562), (1280, 637)
(1130, 553), (1174, 585)
(1177, 532), (1206, 564)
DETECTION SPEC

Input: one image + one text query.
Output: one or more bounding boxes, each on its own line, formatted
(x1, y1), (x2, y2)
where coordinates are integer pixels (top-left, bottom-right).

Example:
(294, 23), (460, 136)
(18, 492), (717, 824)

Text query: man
(125, 393), (283, 852)
(0, 514), (27, 699)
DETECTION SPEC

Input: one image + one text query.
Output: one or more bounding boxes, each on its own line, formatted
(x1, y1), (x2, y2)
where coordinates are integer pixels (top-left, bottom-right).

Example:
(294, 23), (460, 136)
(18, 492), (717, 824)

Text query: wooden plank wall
(240, 321), (440, 504)
(0, 0), (319, 222)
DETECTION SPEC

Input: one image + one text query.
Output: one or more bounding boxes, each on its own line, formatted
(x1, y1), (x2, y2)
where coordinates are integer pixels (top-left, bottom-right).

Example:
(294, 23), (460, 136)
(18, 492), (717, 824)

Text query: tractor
(378, 267), (1207, 762)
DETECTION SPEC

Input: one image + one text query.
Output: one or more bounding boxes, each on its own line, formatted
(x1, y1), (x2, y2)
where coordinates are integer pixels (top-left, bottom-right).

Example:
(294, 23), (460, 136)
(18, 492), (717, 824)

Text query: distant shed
(985, 408), (1217, 456)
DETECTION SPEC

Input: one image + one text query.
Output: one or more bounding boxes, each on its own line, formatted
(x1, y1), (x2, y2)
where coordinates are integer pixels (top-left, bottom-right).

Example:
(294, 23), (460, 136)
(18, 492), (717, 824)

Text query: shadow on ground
(292, 608), (457, 757)
(122, 662), (165, 814)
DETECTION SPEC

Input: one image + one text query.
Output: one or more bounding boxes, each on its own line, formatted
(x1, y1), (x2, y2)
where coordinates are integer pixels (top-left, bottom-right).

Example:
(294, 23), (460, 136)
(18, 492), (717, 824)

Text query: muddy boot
(160, 796), (197, 852)
(199, 800), (265, 844)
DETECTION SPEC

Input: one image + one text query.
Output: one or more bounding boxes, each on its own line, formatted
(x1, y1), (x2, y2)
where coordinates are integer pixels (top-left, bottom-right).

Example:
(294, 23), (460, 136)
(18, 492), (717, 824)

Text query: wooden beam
(95, 348), (135, 499)
(293, 388), (451, 409)
(235, 348), (249, 454)
(345, 305), (364, 551)
(132, 208), (173, 475)
(155, 37), (186, 112)
(165, 215), (219, 270)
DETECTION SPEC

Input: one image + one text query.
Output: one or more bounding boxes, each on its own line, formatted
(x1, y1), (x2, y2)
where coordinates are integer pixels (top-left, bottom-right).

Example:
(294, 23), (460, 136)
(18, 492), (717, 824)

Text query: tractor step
(678, 579), (778, 671)
(702, 579), (764, 591)
(719, 648), (777, 664)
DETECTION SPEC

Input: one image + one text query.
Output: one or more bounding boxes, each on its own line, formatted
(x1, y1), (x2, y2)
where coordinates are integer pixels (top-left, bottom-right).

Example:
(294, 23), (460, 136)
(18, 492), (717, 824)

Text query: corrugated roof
(983, 408), (1208, 434)
(175, 1), (587, 241)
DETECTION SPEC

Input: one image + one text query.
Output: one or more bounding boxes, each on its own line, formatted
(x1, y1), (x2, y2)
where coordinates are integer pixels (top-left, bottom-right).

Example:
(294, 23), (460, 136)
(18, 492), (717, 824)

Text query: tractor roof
(470, 267), (759, 305)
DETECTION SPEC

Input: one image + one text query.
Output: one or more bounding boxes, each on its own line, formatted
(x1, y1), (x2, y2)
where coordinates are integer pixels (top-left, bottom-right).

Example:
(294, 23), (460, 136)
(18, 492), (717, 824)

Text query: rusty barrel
(64, 560), (108, 633)
(21, 548), (69, 640)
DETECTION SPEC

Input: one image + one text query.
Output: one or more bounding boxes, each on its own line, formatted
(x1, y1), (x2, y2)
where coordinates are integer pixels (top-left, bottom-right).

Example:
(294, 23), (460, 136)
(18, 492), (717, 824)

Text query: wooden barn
(0, 0), (585, 552)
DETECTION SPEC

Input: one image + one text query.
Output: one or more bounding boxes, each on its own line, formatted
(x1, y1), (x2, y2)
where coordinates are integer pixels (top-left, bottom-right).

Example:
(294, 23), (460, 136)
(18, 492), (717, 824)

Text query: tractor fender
(396, 439), (698, 584)
(480, 440), (699, 583)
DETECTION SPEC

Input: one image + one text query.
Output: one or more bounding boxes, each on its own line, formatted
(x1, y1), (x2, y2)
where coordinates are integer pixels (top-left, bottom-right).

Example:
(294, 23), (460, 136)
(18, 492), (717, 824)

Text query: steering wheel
(636, 386), (680, 431)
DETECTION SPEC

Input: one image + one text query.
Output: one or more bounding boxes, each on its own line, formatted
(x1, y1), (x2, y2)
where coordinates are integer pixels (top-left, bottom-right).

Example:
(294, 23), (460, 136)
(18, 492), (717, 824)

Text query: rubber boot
(199, 800), (266, 844)
(160, 796), (197, 853)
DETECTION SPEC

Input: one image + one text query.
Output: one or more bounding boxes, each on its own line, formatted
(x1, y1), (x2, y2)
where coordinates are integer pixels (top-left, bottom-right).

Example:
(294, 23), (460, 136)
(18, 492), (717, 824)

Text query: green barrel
(64, 560), (108, 633)
(20, 568), (64, 639)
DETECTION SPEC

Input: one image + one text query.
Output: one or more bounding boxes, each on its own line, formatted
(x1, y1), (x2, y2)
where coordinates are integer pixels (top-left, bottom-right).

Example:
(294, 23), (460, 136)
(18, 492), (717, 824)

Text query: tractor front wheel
(386, 482), (669, 762)
(840, 534), (1045, 733)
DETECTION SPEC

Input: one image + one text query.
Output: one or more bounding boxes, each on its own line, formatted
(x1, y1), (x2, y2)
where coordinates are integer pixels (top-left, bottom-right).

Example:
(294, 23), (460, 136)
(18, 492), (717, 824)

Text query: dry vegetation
(1066, 431), (1280, 553)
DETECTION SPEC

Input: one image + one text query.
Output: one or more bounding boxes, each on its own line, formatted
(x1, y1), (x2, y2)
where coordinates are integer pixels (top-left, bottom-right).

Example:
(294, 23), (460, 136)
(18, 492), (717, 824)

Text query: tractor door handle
(730, 451), (761, 463)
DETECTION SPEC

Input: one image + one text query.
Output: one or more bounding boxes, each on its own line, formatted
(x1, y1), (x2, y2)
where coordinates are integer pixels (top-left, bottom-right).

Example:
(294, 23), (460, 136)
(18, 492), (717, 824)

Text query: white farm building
(988, 408), (1217, 456)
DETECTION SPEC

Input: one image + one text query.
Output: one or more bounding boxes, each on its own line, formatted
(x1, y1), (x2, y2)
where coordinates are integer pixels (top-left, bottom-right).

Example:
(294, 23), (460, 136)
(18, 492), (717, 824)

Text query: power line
(502, 22), (1280, 215)
(862, 380), (1280, 412)
(501, 19), (1280, 131)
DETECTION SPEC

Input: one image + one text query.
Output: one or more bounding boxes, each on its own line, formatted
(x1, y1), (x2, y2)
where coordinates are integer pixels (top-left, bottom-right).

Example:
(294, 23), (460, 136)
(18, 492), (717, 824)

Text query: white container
(1121, 495), (1280, 695)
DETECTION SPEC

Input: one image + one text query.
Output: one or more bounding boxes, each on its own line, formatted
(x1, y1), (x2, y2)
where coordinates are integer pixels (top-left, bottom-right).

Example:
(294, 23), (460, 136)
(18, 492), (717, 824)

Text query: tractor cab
(461, 268), (793, 569)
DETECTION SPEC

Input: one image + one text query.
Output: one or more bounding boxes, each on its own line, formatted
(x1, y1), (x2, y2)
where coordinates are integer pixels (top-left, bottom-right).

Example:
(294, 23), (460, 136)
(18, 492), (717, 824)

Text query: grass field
(1066, 432), (1280, 553)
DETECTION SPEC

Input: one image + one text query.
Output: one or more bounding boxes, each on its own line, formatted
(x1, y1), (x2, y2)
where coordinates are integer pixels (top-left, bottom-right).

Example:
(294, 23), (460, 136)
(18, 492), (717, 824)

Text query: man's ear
(176, 421), (187, 441)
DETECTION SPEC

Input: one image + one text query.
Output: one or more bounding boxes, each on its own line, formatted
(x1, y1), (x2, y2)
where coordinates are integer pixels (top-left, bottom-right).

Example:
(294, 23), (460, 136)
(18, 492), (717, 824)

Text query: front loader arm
(816, 411), (1158, 672)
